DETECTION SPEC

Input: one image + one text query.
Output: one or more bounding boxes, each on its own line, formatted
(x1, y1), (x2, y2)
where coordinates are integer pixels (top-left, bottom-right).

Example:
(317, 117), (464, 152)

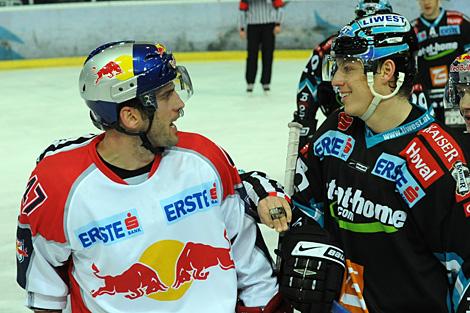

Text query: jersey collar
(364, 105), (435, 148)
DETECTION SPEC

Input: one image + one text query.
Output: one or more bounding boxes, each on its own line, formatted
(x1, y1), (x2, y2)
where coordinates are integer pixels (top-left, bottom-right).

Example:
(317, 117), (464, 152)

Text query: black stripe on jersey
(36, 134), (96, 164)
(237, 180), (260, 222)
(16, 225), (33, 289)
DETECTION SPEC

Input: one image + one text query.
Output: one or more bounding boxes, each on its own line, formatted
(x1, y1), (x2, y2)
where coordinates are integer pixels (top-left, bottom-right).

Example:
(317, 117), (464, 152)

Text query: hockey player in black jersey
(277, 12), (470, 313)
(412, 0), (470, 131)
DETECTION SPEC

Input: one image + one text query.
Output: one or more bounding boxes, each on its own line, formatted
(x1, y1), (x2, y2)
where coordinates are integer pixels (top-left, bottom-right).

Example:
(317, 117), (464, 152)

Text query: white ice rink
(0, 58), (325, 312)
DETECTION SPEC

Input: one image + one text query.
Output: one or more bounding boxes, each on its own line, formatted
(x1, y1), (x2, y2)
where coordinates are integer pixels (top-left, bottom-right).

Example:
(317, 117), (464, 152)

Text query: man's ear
(379, 59), (396, 82)
(377, 59), (398, 91)
(119, 106), (143, 130)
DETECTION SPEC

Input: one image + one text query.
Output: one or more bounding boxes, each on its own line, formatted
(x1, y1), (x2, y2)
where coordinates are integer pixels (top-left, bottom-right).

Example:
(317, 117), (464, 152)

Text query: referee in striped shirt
(239, 0), (285, 93)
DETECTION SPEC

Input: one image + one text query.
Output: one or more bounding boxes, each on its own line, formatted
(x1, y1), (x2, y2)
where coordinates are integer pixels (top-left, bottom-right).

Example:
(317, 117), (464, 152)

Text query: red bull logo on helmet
(93, 61), (122, 84)
(90, 230), (234, 301)
(451, 53), (470, 72)
(155, 43), (167, 57)
(75, 209), (144, 248)
(456, 53), (470, 63)
(161, 181), (219, 223)
(93, 55), (135, 85)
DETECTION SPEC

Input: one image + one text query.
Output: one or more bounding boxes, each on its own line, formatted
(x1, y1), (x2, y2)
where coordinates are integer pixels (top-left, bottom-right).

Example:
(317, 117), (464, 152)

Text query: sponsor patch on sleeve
(399, 138), (444, 188)
(418, 124), (466, 170)
(313, 130), (355, 161)
(452, 162), (470, 203)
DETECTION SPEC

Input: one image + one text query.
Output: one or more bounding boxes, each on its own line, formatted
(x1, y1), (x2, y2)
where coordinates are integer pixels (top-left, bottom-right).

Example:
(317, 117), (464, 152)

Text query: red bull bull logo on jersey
(172, 230), (234, 289)
(91, 263), (168, 299)
(90, 230), (234, 301)
(76, 209), (144, 248)
(161, 181), (219, 223)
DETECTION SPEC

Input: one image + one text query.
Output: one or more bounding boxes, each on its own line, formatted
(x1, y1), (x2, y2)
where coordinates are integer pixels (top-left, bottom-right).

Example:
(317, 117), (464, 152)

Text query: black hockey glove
(277, 223), (345, 313)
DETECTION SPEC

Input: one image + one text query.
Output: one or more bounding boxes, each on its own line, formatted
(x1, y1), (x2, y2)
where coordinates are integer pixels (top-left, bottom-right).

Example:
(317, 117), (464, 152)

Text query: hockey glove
(277, 223), (345, 313)
(236, 293), (293, 313)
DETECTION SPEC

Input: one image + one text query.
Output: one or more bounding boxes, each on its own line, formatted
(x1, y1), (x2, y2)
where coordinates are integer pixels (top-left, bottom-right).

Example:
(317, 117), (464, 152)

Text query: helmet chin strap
(360, 71), (405, 121)
(139, 108), (184, 154)
(139, 114), (165, 155)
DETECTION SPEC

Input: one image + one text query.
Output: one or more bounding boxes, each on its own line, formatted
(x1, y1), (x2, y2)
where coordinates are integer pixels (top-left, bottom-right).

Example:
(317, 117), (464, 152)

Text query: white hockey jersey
(16, 132), (278, 312)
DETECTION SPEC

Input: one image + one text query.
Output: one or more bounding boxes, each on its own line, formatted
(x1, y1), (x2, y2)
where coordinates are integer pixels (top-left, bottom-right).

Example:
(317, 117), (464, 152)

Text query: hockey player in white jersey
(15, 41), (292, 313)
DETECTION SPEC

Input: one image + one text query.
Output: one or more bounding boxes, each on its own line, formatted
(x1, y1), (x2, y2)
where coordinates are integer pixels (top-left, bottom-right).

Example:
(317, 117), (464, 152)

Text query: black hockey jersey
(412, 9), (470, 130)
(292, 106), (470, 313)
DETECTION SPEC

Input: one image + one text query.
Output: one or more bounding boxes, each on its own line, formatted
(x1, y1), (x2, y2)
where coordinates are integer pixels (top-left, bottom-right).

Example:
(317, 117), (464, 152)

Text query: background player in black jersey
(412, 0), (470, 131)
(277, 12), (470, 313)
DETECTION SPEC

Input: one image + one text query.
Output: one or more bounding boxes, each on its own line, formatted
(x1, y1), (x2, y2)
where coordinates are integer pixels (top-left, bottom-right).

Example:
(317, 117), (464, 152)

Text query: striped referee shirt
(239, 0), (284, 30)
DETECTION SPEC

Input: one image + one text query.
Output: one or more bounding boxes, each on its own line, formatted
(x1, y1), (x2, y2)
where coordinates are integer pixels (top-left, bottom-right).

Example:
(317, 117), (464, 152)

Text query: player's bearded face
(147, 84), (185, 148)
(331, 58), (372, 117)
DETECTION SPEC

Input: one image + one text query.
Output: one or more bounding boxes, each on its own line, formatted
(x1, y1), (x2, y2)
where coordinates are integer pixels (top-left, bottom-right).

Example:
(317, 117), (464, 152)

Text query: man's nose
(331, 71), (345, 87)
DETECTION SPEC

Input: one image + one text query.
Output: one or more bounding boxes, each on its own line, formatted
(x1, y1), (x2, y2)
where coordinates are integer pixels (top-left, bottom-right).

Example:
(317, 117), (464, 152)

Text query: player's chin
(343, 103), (359, 117)
(168, 132), (179, 147)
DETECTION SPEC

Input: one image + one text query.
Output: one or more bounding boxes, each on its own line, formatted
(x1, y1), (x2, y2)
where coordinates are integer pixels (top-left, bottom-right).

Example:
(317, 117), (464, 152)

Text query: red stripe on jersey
(418, 123), (466, 170)
(68, 262), (92, 313)
(176, 132), (240, 200)
(399, 138), (444, 188)
(18, 137), (99, 242)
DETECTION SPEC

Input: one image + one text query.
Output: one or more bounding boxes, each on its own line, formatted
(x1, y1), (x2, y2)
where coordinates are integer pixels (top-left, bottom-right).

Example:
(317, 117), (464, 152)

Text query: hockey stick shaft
(276, 121), (302, 273)
(283, 122), (303, 196)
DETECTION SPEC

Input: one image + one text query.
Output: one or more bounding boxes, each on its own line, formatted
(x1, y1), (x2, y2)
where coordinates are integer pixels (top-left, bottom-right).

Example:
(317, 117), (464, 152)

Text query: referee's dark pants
(245, 23), (275, 85)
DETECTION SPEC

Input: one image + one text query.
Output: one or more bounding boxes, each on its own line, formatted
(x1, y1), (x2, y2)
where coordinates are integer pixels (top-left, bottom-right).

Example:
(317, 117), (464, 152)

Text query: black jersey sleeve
(409, 126), (470, 312)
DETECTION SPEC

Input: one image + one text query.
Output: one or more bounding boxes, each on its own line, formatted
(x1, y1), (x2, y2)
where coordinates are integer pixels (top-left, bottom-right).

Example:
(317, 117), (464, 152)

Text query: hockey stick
(279, 122), (350, 313)
(275, 121), (302, 272)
